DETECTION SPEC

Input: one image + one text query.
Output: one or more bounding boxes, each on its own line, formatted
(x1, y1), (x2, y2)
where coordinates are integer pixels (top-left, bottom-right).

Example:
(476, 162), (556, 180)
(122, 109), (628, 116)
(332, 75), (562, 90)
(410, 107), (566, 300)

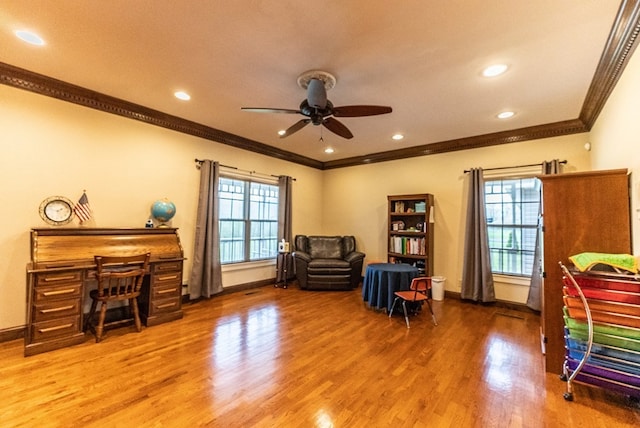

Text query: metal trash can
(431, 276), (445, 301)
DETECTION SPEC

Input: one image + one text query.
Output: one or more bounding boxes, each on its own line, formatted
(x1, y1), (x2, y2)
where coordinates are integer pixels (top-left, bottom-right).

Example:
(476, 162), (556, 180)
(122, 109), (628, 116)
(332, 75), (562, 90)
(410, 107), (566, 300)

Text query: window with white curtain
(218, 176), (279, 264)
(484, 176), (541, 277)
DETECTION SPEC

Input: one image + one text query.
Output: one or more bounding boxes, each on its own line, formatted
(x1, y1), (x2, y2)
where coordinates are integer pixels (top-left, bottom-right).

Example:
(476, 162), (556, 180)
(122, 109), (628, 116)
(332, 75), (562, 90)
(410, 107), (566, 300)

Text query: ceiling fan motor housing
(306, 78), (328, 109)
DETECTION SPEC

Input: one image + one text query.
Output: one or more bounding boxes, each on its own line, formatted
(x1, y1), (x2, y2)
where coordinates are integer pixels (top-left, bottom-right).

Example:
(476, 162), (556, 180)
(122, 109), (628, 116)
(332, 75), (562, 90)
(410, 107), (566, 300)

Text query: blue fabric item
(362, 263), (419, 311)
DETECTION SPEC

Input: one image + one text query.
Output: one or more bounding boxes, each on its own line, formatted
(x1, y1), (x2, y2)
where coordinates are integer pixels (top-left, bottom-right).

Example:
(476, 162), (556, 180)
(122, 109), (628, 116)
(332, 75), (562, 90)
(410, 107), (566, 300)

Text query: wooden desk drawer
(150, 297), (181, 315)
(153, 272), (182, 287)
(33, 298), (81, 322)
(153, 261), (182, 274)
(34, 283), (82, 303)
(152, 282), (181, 300)
(31, 316), (81, 341)
(36, 271), (82, 286)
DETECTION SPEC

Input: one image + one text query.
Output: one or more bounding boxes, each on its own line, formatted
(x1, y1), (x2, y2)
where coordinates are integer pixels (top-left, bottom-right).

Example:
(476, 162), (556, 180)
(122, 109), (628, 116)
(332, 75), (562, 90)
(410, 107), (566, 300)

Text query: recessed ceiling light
(392, 134), (404, 141)
(324, 147), (334, 154)
(15, 30), (45, 46)
(482, 64), (508, 77)
(278, 130), (286, 136)
(174, 91), (191, 101)
(497, 111), (515, 119)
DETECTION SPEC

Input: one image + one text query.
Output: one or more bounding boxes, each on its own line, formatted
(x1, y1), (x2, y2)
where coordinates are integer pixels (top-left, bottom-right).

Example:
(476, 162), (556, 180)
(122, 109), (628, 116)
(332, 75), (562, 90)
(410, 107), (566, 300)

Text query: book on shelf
(389, 236), (426, 255)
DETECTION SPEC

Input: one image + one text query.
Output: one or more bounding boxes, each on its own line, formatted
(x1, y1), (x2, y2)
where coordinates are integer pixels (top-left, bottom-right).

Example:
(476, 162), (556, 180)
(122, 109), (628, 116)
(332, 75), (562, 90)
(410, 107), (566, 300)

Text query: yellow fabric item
(569, 252), (638, 273)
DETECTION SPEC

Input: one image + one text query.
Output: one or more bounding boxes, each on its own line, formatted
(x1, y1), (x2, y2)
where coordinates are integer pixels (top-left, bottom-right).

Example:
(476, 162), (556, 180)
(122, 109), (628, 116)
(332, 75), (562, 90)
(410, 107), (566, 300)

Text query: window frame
(484, 175), (541, 278)
(218, 175), (280, 265)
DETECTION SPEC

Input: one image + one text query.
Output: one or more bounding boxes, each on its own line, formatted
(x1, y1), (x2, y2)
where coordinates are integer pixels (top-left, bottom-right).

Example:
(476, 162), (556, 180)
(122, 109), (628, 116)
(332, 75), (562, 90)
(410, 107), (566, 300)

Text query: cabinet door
(540, 169), (630, 374)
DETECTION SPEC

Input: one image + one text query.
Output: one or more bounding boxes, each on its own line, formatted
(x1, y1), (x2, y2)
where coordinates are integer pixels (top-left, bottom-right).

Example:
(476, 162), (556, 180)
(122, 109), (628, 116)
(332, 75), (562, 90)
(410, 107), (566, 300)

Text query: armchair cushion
(308, 258), (351, 275)
(308, 236), (344, 259)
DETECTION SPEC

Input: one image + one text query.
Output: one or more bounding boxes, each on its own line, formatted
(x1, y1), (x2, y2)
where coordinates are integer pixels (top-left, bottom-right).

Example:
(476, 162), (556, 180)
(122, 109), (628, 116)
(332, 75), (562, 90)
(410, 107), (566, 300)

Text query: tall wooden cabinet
(387, 194), (434, 275)
(540, 169), (631, 373)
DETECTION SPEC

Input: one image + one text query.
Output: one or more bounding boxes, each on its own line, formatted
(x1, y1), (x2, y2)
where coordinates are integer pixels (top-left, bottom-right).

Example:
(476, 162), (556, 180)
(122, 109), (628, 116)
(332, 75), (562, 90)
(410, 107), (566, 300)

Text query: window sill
(221, 259), (276, 272)
(492, 274), (531, 287)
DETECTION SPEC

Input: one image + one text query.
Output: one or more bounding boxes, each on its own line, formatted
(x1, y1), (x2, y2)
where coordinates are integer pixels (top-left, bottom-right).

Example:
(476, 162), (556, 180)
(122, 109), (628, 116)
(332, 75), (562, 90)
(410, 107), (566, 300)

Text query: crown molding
(322, 119), (588, 169)
(580, 0), (640, 128)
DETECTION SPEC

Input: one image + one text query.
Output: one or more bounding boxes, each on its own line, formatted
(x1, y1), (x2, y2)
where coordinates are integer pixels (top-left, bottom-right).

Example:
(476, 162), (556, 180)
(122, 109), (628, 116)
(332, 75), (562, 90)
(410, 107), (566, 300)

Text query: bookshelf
(387, 193), (434, 275)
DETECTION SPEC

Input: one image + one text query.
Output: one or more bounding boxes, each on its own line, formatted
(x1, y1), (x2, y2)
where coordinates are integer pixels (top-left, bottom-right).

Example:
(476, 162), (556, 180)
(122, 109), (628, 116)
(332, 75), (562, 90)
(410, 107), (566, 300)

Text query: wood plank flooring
(1, 285), (639, 427)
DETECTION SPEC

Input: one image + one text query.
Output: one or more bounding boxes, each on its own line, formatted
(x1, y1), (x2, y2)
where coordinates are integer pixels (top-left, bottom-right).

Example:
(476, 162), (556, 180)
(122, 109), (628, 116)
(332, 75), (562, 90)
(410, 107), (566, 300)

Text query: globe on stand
(151, 199), (176, 228)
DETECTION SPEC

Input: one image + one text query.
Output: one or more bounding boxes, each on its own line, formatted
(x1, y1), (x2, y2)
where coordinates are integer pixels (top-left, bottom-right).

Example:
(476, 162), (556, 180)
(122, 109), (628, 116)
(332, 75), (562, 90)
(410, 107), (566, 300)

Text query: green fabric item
(569, 252), (637, 273)
(565, 314), (640, 351)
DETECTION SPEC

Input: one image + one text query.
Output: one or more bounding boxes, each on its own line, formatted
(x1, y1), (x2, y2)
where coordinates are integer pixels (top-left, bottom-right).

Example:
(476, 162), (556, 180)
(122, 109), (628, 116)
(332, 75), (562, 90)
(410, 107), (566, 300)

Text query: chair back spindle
(86, 253), (150, 342)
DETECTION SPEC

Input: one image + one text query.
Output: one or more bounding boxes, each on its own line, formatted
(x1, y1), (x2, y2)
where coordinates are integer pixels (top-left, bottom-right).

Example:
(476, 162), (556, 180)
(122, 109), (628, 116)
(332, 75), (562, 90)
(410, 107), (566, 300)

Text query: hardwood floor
(1, 284), (639, 427)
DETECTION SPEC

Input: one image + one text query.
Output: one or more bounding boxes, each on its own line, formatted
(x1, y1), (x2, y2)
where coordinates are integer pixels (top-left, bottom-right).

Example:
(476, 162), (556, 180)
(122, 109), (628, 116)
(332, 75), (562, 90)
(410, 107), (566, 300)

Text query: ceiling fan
(241, 70), (392, 139)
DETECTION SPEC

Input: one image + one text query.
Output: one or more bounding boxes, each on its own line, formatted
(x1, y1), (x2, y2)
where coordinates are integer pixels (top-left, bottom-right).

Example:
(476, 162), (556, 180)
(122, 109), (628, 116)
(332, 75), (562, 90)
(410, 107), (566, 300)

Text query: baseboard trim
(0, 326), (25, 343)
(183, 277), (281, 303)
(445, 290), (539, 314)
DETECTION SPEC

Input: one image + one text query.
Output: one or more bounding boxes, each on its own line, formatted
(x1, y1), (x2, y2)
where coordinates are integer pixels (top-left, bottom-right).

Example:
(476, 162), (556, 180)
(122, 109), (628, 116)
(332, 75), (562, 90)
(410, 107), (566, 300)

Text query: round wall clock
(39, 196), (75, 226)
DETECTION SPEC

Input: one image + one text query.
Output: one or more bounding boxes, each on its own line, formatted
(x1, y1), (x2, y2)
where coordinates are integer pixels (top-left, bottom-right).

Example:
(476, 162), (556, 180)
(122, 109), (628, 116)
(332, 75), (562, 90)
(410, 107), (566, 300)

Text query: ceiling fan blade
(322, 117), (353, 139)
(332, 105), (393, 117)
(280, 119), (311, 138)
(241, 107), (301, 114)
(306, 78), (327, 109)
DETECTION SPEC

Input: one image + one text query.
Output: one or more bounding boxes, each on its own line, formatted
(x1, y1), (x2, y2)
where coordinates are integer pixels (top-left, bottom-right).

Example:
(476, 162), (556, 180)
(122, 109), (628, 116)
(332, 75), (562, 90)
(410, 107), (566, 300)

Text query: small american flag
(74, 192), (92, 223)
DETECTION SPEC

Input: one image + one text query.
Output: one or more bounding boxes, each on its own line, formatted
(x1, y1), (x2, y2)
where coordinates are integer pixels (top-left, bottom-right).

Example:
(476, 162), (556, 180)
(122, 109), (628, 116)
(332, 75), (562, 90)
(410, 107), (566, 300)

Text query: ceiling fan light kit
(241, 70), (392, 140)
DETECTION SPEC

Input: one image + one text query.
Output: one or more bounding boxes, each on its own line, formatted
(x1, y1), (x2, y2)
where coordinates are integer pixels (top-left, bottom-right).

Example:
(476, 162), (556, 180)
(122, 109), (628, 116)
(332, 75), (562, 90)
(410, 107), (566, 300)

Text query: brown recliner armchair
(292, 235), (365, 290)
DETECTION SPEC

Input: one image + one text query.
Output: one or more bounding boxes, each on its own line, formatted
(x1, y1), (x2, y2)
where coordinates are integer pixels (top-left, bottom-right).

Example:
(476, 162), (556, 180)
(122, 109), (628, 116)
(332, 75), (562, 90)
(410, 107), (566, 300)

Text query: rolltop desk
(25, 228), (184, 356)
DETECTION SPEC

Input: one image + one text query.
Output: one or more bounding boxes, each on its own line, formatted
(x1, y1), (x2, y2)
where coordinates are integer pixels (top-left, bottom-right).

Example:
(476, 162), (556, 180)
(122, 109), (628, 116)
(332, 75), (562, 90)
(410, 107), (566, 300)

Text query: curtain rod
(464, 160), (567, 174)
(194, 159), (296, 181)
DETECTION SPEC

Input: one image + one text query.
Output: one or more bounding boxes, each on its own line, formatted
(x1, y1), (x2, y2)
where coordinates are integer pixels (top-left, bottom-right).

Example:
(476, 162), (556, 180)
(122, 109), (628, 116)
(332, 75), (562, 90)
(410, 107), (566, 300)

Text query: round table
(362, 263), (420, 311)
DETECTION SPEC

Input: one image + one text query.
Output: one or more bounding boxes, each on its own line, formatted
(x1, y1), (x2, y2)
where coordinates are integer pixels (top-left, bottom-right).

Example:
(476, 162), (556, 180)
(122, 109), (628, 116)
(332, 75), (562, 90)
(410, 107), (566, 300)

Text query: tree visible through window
(218, 177), (279, 264)
(484, 177), (540, 276)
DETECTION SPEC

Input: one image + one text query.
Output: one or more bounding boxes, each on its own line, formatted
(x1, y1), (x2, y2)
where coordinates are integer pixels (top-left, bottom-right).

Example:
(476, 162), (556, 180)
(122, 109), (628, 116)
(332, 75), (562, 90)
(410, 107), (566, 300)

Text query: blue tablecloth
(362, 263), (419, 311)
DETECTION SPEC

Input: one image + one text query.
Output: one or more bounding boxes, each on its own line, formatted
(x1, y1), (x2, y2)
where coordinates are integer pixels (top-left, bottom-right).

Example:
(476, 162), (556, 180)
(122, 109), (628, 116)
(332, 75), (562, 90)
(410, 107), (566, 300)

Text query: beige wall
(589, 45), (640, 250)
(0, 85), (323, 330)
(321, 135), (592, 300)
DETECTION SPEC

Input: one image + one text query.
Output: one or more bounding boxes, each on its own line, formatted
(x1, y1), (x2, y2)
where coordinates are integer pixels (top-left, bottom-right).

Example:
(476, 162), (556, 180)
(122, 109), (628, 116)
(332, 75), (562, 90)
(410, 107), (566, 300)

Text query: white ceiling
(0, 1), (627, 164)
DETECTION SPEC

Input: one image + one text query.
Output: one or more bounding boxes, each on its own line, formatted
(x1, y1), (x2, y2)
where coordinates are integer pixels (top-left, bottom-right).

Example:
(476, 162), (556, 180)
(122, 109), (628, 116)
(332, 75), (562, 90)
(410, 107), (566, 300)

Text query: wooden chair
(388, 276), (438, 328)
(85, 253), (150, 342)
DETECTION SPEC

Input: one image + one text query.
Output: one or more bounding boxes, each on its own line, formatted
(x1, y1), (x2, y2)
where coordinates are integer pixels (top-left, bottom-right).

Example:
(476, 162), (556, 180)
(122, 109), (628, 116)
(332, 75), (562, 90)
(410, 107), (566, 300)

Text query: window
(484, 177), (540, 277)
(218, 177), (279, 264)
